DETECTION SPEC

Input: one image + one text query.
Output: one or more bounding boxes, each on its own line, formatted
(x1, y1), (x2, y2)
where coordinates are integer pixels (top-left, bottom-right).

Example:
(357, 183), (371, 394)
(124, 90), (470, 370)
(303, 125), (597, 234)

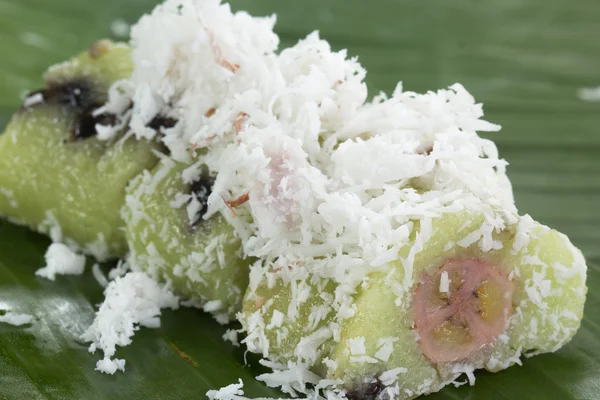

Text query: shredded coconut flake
(374, 337), (398, 362)
(36, 243), (86, 281)
(92, 264), (109, 288)
(110, 19), (130, 38)
(0, 312), (34, 326)
(81, 272), (179, 374)
(577, 86), (600, 102)
(207, 379), (290, 400)
(23, 92), (44, 107)
(439, 271), (450, 293)
(379, 367), (408, 386)
(207, 379), (246, 400)
(348, 336), (366, 355)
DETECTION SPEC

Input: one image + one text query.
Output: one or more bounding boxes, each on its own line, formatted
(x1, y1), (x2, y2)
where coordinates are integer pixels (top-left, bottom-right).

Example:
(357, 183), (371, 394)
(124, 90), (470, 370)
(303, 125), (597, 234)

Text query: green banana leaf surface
(0, 0), (599, 399)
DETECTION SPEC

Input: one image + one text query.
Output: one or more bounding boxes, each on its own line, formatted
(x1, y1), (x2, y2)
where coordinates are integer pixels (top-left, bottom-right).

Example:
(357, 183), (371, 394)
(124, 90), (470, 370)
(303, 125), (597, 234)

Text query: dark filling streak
(346, 380), (385, 400)
(147, 115), (178, 156)
(524, 348), (539, 356)
(73, 106), (117, 140)
(24, 79), (115, 141)
(26, 79), (96, 109)
(24, 79), (179, 143)
(147, 115), (177, 131)
(189, 175), (215, 231)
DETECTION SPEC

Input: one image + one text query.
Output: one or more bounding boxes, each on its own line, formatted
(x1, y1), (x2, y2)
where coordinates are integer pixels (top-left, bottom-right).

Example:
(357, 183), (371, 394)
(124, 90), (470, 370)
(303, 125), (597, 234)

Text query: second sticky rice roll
(122, 156), (253, 322)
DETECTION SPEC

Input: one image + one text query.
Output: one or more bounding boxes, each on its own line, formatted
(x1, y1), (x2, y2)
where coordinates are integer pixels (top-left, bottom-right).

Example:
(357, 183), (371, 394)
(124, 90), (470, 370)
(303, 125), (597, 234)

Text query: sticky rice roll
(331, 211), (586, 398)
(0, 40), (160, 259)
(240, 210), (587, 399)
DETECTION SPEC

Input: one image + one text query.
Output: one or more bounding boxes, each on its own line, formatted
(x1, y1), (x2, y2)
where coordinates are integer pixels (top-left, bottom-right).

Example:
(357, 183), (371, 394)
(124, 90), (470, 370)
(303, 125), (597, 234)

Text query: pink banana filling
(413, 258), (515, 364)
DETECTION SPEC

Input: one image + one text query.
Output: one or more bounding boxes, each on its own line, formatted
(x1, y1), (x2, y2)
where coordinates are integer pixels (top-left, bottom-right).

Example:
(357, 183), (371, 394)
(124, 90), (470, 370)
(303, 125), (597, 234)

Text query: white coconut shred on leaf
(207, 379), (293, 400)
(92, 263), (109, 288)
(82, 272), (179, 374)
(577, 86), (600, 102)
(36, 243), (86, 281)
(0, 311), (34, 326)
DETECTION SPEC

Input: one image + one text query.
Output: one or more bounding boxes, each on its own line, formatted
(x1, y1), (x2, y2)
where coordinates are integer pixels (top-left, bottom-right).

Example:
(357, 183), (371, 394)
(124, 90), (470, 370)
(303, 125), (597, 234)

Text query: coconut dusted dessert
(13, 0), (581, 399)
(123, 157), (253, 321)
(0, 41), (160, 259)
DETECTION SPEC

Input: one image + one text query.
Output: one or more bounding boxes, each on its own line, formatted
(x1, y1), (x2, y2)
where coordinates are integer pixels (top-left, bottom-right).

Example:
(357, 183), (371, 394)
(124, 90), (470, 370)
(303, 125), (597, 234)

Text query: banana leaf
(0, 0), (599, 399)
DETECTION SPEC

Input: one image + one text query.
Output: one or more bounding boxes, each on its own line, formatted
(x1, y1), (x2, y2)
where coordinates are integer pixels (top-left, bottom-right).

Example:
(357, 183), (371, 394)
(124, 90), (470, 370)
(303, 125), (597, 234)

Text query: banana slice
(413, 258), (514, 364)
